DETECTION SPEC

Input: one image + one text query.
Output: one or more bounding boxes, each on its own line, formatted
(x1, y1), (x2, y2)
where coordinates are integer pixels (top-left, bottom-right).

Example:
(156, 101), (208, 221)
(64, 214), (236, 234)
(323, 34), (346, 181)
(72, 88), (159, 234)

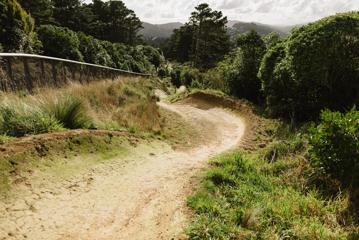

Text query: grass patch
(187, 122), (358, 239)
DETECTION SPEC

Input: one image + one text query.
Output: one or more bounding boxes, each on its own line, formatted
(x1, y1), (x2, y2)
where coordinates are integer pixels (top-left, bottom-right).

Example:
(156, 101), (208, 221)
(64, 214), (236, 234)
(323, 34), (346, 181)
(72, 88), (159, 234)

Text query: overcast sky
(89, 0), (359, 25)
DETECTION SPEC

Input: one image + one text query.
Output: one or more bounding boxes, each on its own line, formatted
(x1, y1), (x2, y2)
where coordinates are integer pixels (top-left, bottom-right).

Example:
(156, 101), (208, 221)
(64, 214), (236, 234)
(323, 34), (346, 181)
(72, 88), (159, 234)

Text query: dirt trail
(0, 100), (246, 240)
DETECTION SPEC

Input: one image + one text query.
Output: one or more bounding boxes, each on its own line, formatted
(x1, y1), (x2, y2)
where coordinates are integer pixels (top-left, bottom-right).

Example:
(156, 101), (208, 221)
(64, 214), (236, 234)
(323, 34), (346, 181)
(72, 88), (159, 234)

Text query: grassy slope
(187, 109), (358, 239)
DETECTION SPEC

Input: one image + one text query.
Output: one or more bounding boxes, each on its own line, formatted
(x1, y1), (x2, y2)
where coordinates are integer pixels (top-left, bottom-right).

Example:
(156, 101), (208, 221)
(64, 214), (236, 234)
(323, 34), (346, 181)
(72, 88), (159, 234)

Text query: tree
(216, 31), (265, 102)
(259, 12), (359, 121)
(52, 0), (81, 29)
(164, 24), (195, 62)
(0, 0), (41, 52)
(18, 0), (53, 25)
(87, 0), (142, 45)
(165, 3), (230, 69)
(190, 3), (230, 68)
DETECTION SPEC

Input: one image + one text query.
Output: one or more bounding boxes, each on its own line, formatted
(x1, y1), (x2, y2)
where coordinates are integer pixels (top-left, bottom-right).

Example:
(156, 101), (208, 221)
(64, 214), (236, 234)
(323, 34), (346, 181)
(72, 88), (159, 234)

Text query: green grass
(187, 124), (358, 239)
(42, 95), (94, 129)
(0, 103), (63, 137)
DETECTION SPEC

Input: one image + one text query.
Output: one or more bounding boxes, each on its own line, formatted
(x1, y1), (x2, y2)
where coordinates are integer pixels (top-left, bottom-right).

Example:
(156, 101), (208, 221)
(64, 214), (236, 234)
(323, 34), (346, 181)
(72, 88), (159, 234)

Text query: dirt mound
(0, 130), (137, 158)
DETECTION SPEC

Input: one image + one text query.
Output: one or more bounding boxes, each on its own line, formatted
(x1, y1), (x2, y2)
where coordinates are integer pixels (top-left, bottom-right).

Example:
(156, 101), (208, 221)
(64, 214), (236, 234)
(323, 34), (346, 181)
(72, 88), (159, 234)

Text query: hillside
(141, 20), (293, 46)
(140, 22), (184, 39)
(229, 21), (292, 37)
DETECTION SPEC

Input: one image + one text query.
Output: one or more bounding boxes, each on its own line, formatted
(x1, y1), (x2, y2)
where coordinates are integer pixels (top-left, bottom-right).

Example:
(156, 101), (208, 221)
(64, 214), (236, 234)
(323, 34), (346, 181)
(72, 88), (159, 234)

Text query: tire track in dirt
(0, 100), (246, 240)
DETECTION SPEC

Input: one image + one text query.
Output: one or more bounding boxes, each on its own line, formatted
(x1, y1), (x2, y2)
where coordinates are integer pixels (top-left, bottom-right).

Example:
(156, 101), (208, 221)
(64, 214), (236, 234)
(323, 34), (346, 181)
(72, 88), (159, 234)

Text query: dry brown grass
(0, 77), (162, 135)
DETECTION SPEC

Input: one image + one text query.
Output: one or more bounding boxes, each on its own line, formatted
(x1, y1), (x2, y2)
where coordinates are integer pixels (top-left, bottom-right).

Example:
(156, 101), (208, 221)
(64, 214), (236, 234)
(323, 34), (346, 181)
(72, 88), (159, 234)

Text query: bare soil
(0, 98), (246, 240)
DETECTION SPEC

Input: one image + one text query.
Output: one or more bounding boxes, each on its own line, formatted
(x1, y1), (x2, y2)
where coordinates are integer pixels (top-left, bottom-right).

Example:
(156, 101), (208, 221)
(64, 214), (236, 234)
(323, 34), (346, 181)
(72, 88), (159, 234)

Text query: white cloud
(86, 0), (359, 25)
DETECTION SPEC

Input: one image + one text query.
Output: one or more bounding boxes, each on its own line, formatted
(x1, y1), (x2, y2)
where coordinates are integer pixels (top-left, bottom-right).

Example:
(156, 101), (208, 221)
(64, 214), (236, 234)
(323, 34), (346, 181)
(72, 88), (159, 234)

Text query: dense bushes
(38, 25), (83, 61)
(309, 108), (359, 188)
(259, 12), (359, 121)
(37, 24), (163, 73)
(77, 32), (113, 66)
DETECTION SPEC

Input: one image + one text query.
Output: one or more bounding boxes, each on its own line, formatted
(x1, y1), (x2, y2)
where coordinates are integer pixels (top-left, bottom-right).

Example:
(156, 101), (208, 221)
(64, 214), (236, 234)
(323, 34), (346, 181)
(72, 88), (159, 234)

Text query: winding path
(0, 100), (245, 240)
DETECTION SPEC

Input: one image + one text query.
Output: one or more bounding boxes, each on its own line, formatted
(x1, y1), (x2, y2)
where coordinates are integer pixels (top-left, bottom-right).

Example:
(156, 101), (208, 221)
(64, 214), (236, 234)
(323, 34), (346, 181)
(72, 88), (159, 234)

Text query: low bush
(309, 108), (359, 188)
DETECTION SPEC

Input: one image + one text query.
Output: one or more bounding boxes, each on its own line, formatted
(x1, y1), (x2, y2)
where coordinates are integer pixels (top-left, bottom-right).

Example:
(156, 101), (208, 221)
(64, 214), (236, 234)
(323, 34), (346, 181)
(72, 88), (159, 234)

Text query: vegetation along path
(0, 98), (246, 240)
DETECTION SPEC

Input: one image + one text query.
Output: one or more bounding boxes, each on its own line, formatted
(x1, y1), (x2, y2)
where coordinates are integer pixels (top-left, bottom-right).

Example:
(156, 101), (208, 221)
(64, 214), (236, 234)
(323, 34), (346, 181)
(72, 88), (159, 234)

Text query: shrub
(309, 108), (359, 188)
(42, 95), (94, 129)
(77, 32), (113, 66)
(38, 24), (83, 61)
(180, 66), (202, 87)
(259, 12), (359, 121)
(141, 45), (163, 69)
(170, 68), (182, 88)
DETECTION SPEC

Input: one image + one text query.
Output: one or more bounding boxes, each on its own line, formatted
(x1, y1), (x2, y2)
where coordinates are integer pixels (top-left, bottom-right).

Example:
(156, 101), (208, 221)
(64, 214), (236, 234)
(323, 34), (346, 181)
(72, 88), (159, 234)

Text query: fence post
(23, 58), (34, 92)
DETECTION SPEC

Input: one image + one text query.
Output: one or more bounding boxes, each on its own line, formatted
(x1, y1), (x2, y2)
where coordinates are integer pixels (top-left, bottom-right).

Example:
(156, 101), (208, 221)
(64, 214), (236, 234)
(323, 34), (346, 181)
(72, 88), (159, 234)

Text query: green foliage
(188, 150), (353, 239)
(141, 45), (163, 68)
(180, 66), (202, 87)
(259, 12), (359, 121)
(77, 32), (113, 66)
(0, 0), (41, 52)
(36, 24), (159, 73)
(309, 108), (359, 188)
(52, 0), (142, 45)
(263, 32), (281, 49)
(38, 24), (83, 61)
(43, 95), (94, 129)
(0, 104), (62, 137)
(165, 3), (230, 69)
(170, 68), (182, 87)
(214, 31), (265, 103)
(18, 0), (52, 25)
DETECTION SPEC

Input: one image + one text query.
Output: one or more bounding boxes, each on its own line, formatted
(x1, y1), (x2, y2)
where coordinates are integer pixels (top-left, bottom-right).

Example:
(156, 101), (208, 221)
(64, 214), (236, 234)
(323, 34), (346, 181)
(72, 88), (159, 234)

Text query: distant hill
(140, 21), (294, 46)
(229, 22), (291, 38)
(140, 22), (184, 39)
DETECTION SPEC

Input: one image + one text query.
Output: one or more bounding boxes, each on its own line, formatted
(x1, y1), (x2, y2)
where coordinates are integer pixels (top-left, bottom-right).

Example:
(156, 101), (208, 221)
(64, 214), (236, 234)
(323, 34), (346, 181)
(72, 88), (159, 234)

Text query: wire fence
(0, 53), (151, 92)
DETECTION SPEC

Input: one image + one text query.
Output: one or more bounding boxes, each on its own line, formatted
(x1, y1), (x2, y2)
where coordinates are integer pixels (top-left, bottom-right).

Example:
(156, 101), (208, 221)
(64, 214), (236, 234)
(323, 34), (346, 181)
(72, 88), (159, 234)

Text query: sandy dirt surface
(0, 100), (246, 240)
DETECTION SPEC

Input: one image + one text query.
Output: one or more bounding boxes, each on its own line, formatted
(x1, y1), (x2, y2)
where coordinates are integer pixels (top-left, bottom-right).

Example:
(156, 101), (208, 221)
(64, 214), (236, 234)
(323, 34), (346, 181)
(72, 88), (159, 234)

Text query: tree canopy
(165, 3), (230, 69)
(0, 0), (40, 52)
(259, 12), (359, 121)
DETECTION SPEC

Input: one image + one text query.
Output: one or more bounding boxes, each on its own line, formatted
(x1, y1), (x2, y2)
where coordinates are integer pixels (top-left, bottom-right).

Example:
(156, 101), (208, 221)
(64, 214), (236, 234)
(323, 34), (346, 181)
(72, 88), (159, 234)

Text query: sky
(87, 0), (359, 25)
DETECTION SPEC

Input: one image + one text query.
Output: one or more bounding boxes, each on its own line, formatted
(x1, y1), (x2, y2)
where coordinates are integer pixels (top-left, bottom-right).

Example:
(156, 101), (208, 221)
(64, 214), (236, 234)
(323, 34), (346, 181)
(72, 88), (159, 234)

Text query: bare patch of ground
(0, 97), (246, 240)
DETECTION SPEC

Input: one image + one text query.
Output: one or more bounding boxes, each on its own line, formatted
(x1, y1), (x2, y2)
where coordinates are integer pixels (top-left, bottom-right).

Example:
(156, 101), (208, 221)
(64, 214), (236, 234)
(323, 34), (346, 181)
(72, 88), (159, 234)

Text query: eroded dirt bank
(0, 100), (246, 240)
